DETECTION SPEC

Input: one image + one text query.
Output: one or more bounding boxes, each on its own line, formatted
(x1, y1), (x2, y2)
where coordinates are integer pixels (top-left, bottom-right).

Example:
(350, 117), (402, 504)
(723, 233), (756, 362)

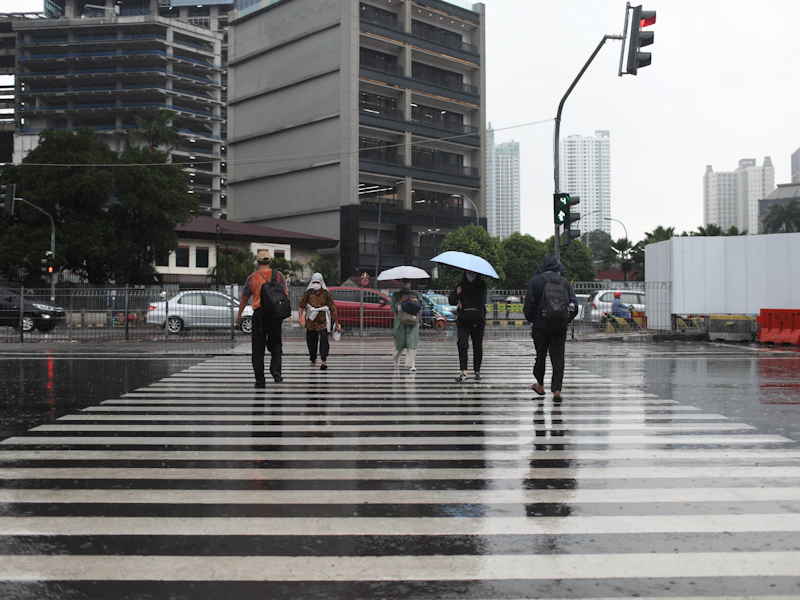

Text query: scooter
(421, 307), (447, 331)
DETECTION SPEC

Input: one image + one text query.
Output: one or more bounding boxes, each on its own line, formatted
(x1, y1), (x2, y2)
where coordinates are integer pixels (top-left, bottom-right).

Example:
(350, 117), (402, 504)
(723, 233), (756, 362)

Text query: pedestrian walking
(236, 250), (289, 387)
(449, 270), (487, 383)
(390, 279), (421, 371)
(298, 272), (340, 370)
(523, 255), (578, 400)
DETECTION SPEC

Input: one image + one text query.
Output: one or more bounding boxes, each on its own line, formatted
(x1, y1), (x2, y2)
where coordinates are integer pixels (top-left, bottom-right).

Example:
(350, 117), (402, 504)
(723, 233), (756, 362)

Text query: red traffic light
(47, 266), (54, 274)
(640, 12), (656, 27)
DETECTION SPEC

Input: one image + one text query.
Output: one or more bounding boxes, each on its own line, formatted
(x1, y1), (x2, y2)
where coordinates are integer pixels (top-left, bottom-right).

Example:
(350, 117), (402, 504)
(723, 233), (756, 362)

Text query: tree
(644, 225), (675, 243)
(437, 224), (505, 289)
(580, 229), (613, 263)
(724, 225), (747, 236)
(207, 250), (256, 285)
(307, 254), (341, 286)
(127, 109), (182, 153)
(603, 237), (634, 281)
(693, 224), (724, 236)
(763, 200), (800, 233)
(499, 232), (546, 290)
(543, 238), (595, 282)
(272, 256), (305, 285)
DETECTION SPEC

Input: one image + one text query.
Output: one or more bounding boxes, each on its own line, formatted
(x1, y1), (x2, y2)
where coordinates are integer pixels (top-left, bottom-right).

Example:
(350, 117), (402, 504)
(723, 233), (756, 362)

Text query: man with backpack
(236, 250), (290, 387)
(523, 255), (578, 400)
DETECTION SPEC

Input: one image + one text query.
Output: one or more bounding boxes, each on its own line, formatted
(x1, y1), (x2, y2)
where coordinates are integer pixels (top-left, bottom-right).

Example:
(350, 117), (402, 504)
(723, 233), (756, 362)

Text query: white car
(147, 291), (253, 333)
(585, 289), (645, 323)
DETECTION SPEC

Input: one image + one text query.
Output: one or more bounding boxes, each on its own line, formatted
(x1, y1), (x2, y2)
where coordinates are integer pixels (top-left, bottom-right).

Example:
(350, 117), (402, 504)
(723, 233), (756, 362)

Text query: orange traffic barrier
(757, 309), (800, 346)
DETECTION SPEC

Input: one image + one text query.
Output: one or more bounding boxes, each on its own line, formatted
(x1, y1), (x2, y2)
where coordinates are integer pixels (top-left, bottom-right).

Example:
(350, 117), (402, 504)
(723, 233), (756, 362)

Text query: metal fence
(0, 281), (716, 343)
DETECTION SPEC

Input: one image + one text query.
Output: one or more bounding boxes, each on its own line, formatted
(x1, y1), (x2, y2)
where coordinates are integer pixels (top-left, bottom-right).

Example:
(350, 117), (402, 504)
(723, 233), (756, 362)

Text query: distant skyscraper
(559, 130), (611, 236)
(486, 124), (520, 240)
(791, 148), (800, 184)
(704, 158), (775, 234)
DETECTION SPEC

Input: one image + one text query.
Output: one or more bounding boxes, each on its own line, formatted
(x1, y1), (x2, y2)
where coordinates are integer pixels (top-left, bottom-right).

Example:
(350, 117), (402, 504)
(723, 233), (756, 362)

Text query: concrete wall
(645, 233), (800, 323)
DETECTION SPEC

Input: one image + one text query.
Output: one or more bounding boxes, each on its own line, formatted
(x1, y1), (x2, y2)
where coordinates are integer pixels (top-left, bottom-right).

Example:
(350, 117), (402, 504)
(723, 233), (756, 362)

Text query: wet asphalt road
(0, 338), (799, 599)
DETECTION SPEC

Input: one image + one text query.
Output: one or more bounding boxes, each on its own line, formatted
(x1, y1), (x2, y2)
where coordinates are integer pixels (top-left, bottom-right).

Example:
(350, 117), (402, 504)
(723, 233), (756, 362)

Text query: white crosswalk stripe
(1, 338), (799, 600)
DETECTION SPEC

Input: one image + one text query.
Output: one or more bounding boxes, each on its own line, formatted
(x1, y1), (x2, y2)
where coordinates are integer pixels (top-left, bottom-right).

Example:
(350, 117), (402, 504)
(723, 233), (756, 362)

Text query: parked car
(574, 293), (589, 321)
(328, 286), (394, 328)
(421, 292), (456, 322)
(584, 289), (646, 323)
(147, 290), (253, 333)
(0, 287), (65, 332)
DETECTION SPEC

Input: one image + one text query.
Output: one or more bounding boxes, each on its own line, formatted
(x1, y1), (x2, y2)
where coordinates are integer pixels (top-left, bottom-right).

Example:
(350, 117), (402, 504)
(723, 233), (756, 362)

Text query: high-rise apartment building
(5, 0), (231, 216)
(791, 148), (800, 184)
(486, 124), (519, 240)
(227, 0), (486, 278)
(559, 130), (611, 236)
(704, 158), (775, 234)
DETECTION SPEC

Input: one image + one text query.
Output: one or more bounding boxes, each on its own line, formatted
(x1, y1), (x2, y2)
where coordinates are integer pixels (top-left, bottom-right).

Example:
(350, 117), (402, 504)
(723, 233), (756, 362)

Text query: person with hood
(298, 272), (340, 370)
(449, 269), (487, 382)
(523, 255), (578, 400)
(390, 279), (420, 371)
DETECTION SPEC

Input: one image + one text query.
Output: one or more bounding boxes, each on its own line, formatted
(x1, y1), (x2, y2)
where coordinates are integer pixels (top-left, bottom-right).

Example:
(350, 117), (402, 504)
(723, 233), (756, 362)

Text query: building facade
(758, 183), (800, 234)
(5, 0), (231, 216)
(486, 124), (519, 240)
(791, 148), (799, 184)
(559, 130), (611, 237)
(227, 0), (486, 279)
(704, 158), (775, 234)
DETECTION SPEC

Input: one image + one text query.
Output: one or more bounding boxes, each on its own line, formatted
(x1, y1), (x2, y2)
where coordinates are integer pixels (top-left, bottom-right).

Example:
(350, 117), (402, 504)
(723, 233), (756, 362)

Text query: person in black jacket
(449, 270), (487, 383)
(523, 255), (578, 399)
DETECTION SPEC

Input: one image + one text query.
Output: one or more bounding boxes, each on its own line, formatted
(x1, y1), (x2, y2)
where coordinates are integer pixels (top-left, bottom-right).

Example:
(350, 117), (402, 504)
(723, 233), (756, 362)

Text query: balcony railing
(360, 15), (405, 33)
(410, 24), (478, 55)
(360, 55), (404, 77)
(360, 105), (404, 120)
(411, 160), (479, 178)
(410, 116), (478, 135)
(412, 73), (478, 96)
(360, 148), (404, 165)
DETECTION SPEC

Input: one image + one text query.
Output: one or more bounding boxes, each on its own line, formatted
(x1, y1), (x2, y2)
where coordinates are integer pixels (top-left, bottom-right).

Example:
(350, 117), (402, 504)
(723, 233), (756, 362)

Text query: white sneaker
(410, 365), (417, 372)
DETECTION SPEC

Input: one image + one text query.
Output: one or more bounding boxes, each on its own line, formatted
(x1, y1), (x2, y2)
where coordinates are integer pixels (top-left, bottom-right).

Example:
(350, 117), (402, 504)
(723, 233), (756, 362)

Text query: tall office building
(486, 124), (519, 240)
(559, 130), (611, 236)
(227, 0), (486, 278)
(791, 148), (800, 184)
(5, 0), (230, 216)
(704, 158), (775, 234)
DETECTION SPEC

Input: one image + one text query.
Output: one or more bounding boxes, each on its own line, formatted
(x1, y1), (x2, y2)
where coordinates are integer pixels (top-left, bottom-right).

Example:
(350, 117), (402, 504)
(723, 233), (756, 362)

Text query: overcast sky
(5, 0), (800, 243)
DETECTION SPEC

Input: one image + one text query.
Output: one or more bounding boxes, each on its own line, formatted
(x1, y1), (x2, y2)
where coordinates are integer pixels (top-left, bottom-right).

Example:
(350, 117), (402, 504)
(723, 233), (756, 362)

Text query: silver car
(585, 289), (646, 323)
(147, 291), (253, 333)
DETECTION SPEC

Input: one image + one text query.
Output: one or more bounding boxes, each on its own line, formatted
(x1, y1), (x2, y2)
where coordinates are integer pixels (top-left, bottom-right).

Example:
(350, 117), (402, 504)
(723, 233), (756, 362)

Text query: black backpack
(258, 269), (291, 322)
(539, 274), (571, 325)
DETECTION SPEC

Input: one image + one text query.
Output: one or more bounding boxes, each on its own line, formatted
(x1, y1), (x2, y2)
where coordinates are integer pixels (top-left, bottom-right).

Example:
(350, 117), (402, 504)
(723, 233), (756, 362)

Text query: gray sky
(5, 0), (800, 243)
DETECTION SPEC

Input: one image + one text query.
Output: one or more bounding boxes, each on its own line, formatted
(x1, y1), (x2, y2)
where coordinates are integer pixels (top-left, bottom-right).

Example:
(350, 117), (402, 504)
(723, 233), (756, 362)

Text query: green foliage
(602, 237), (635, 280)
(580, 229), (613, 262)
(307, 254), (341, 286)
(499, 232), (546, 290)
(127, 109), (182, 153)
(272, 256), (305, 285)
(763, 200), (800, 233)
(208, 250), (256, 285)
(1, 127), (197, 285)
(437, 224), (505, 289)
(557, 239), (595, 281)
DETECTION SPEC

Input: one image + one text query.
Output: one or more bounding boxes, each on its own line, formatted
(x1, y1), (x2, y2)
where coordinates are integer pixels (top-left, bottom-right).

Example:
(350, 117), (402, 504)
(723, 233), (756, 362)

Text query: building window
(176, 247), (190, 268)
(274, 250), (285, 259)
(196, 247), (209, 269)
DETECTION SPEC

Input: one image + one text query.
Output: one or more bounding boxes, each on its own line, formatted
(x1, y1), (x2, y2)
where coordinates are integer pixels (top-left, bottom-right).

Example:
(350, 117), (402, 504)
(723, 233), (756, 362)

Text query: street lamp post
(450, 194), (480, 226)
(603, 217), (628, 241)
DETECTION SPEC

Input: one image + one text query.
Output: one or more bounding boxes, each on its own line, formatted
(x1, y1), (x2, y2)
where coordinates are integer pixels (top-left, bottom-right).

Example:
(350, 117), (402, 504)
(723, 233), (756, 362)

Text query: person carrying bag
(449, 270), (487, 383)
(390, 279), (420, 371)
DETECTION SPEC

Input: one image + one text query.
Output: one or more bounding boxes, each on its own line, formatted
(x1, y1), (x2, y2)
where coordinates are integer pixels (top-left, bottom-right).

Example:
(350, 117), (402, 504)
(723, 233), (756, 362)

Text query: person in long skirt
(390, 279), (420, 371)
(298, 272), (340, 370)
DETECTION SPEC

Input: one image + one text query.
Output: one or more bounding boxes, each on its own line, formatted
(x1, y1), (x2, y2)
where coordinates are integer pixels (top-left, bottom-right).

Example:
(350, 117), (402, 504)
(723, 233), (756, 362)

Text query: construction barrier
(706, 315), (754, 342)
(757, 309), (800, 346)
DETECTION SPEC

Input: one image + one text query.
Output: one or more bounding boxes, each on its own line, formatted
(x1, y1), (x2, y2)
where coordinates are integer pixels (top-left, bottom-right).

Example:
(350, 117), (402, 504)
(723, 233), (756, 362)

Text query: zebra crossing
(1, 338), (800, 599)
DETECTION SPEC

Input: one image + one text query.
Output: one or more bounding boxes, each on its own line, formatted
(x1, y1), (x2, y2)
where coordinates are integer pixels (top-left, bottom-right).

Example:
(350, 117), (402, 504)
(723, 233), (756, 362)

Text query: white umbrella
(430, 251), (500, 279)
(377, 265), (430, 281)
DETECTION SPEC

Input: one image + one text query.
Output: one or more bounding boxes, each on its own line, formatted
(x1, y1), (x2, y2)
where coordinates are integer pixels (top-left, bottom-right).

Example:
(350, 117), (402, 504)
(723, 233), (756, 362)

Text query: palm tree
(724, 225), (747, 236)
(644, 225), (675, 243)
(693, 224), (724, 236)
(763, 200), (800, 233)
(127, 109), (182, 153)
(603, 237), (634, 281)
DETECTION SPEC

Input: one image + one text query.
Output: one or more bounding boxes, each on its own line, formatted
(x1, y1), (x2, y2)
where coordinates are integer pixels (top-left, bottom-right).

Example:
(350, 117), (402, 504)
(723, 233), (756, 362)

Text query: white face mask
(466, 272), (477, 282)
(311, 282), (322, 290)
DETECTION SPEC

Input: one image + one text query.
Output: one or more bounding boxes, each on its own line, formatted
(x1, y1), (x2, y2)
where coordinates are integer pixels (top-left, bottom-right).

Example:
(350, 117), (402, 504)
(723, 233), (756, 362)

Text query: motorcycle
(420, 305), (447, 331)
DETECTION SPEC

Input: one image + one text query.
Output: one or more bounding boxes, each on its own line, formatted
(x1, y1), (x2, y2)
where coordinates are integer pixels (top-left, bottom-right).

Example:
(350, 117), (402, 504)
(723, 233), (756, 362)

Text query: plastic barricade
(757, 309), (800, 346)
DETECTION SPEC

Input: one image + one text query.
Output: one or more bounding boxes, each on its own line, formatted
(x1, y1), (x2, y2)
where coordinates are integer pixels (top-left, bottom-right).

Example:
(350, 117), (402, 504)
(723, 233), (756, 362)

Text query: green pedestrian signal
(553, 193), (570, 225)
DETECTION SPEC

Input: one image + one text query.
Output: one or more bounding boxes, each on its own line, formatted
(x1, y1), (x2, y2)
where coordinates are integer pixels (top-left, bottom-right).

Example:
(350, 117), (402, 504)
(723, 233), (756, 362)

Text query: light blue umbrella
(430, 251), (499, 279)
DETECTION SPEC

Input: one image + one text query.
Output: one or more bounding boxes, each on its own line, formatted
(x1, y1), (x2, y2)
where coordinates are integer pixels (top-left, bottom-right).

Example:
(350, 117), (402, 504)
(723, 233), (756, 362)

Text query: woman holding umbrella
(379, 266), (429, 372)
(449, 269), (487, 382)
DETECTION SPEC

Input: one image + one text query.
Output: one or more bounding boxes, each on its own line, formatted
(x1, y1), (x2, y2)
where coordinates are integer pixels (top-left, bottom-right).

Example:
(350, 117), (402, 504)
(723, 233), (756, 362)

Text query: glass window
(176, 247), (189, 268)
(196, 248), (209, 268)
(332, 289), (358, 302)
(178, 293), (203, 305)
(599, 292), (614, 302)
(204, 294), (230, 307)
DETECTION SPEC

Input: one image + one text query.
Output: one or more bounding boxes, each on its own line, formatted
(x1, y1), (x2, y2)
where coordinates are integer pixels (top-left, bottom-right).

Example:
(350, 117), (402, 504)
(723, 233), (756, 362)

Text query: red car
(328, 286), (394, 328)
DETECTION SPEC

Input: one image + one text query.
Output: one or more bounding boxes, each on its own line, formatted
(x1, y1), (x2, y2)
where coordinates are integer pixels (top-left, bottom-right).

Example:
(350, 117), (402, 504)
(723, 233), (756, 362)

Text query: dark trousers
(306, 329), (329, 362)
(252, 308), (282, 382)
(532, 326), (566, 392)
(457, 320), (485, 372)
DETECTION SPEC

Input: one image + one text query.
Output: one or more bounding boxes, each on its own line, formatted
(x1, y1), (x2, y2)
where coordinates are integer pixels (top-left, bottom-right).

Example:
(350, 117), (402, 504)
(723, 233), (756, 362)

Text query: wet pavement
(0, 338), (799, 599)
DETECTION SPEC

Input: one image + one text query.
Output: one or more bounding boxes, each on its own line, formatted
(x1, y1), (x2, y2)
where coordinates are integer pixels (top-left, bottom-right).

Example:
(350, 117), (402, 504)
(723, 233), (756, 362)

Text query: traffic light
(626, 5), (656, 75)
(563, 194), (581, 246)
(553, 193), (569, 225)
(42, 251), (55, 278)
(1, 183), (15, 215)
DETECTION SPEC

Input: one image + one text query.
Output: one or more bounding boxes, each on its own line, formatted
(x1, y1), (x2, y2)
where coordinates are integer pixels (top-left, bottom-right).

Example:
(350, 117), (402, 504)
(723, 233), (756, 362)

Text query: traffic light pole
(553, 34), (623, 261)
(15, 197), (56, 302)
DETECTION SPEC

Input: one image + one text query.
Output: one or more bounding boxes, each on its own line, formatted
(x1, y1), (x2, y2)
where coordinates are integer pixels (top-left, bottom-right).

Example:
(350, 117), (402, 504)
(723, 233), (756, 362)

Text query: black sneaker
(456, 373), (468, 383)
(273, 375), (284, 383)
(254, 380), (266, 389)
(474, 372), (482, 381)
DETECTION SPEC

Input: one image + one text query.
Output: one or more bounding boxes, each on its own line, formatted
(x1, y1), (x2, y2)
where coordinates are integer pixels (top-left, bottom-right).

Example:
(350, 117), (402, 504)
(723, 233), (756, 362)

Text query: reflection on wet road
(0, 340), (799, 599)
